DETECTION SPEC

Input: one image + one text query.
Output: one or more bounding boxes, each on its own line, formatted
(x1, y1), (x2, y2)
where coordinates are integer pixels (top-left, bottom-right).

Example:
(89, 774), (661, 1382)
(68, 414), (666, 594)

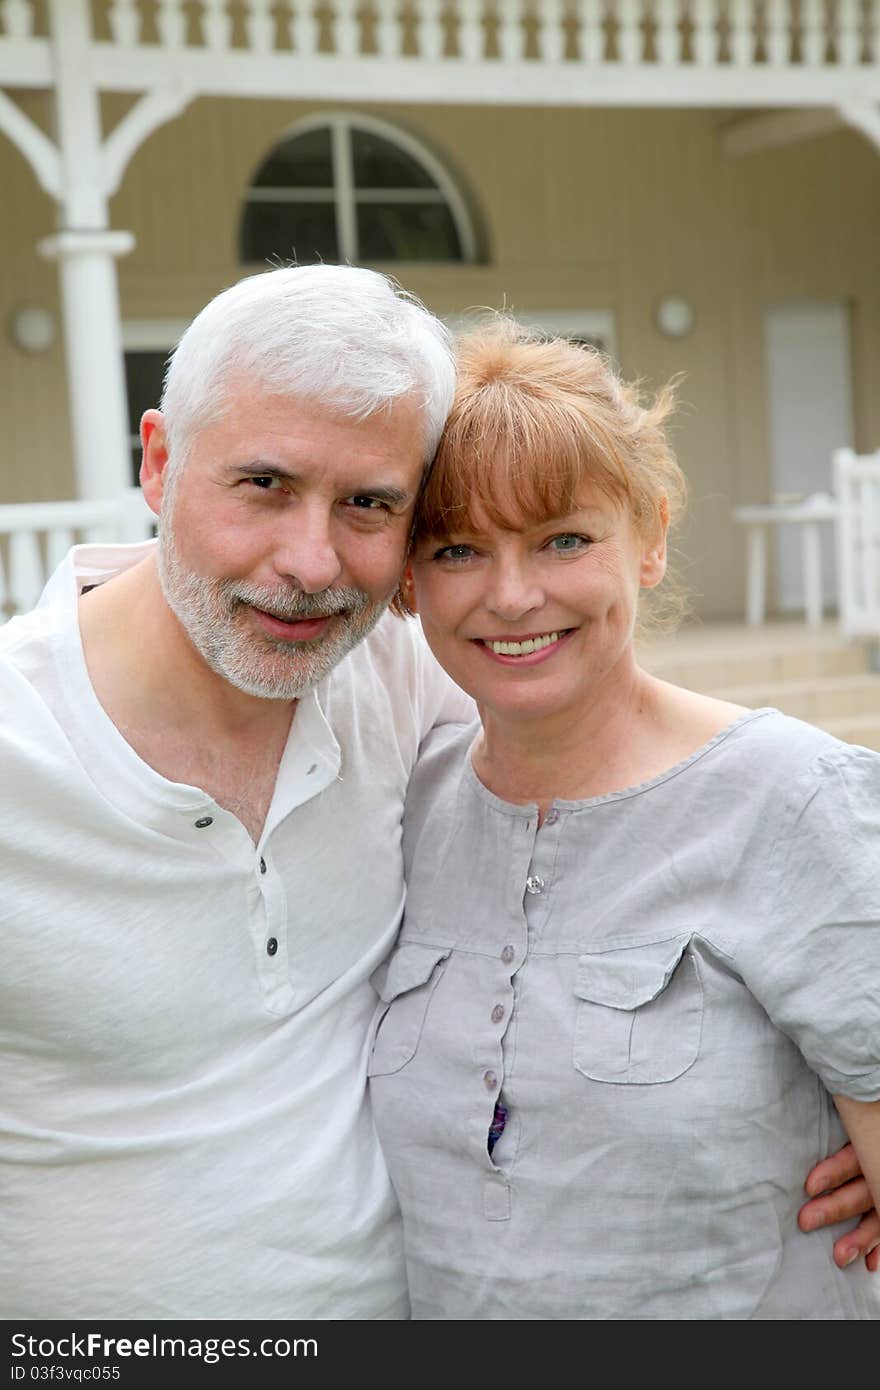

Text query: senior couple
(2, 265), (878, 1320)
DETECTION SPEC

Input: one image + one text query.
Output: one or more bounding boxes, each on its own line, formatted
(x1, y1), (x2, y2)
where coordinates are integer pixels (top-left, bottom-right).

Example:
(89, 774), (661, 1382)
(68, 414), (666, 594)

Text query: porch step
(641, 629), (869, 691)
(702, 672), (880, 723)
(638, 620), (879, 750)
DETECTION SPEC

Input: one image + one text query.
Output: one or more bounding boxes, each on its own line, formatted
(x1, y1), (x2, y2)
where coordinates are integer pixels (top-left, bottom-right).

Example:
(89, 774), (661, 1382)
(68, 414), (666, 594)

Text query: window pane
(351, 130), (438, 190)
(124, 351), (168, 434)
(240, 201), (339, 265)
(252, 128), (334, 189)
(124, 351), (169, 486)
(357, 202), (462, 261)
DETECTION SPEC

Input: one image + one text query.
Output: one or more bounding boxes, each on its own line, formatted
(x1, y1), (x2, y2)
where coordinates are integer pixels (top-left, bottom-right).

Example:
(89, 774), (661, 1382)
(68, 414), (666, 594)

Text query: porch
(2, 0), (880, 506)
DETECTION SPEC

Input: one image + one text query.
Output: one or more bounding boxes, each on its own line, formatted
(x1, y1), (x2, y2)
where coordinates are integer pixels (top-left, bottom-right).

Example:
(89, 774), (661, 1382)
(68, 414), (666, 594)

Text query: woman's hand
(799, 1139), (880, 1271)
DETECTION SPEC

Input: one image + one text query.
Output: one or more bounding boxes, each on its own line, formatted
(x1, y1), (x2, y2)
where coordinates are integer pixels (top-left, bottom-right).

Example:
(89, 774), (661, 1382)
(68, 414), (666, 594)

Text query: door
(764, 301), (854, 612)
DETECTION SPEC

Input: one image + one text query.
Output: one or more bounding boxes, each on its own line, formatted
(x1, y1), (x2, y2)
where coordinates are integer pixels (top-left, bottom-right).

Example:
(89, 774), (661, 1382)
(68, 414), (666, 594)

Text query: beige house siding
(3, 96), (879, 616)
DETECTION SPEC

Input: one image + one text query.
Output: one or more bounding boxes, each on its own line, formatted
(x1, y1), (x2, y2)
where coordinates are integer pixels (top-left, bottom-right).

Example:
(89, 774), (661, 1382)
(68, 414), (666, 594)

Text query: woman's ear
(640, 496), (669, 590)
(389, 561), (418, 619)
(401, 561), (418, 615)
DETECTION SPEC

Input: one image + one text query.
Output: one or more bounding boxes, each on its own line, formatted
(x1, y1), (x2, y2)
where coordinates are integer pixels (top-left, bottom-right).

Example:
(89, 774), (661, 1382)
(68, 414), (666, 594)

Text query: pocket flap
(574, 935), (693, 1011)
(371, 942), (451, 1003)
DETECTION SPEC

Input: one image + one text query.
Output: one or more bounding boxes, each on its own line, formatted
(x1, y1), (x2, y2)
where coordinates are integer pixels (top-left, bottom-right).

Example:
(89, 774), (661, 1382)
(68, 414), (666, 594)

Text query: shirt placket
(522, 807), (562, 942)
(177, 802), (298, 1014)
(478, 810), (544, 1220)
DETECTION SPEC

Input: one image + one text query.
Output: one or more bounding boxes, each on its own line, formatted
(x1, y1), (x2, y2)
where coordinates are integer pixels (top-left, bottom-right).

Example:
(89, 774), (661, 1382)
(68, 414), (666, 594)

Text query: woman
(369, 322), (880, 1319)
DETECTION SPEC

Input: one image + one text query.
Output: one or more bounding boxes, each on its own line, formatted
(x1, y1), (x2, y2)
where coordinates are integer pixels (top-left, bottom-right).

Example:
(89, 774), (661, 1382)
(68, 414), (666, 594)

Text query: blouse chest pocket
(573, 934), (703, 1084)
(368, 942), (451, 1077)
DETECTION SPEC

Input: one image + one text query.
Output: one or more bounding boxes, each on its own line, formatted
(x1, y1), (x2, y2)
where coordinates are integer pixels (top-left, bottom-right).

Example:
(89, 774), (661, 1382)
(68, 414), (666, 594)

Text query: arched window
(240, 114), (477, 266)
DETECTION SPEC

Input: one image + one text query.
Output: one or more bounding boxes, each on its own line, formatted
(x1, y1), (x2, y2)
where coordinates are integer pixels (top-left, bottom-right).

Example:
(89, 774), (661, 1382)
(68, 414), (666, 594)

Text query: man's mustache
(224, 582), (372, 621)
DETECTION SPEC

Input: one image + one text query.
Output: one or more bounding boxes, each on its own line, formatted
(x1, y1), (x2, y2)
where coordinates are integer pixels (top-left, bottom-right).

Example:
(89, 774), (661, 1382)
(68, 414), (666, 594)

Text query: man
(1, 265), (472, 1319)
(0, 266), (873, 1319)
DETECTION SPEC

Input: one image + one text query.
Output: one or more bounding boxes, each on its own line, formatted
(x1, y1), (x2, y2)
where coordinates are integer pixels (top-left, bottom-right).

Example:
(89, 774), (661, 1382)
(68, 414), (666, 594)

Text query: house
(2, 0), (879, 618)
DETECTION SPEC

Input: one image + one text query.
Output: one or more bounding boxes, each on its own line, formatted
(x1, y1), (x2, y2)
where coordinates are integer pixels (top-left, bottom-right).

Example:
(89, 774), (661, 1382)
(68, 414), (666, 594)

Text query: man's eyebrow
(230, 465), (412, 507)
(231, 463), (298, 481)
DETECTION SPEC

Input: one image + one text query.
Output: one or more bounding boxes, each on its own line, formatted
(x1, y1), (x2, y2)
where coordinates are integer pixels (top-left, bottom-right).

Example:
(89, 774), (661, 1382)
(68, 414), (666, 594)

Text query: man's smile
(249, 608), (335, 643)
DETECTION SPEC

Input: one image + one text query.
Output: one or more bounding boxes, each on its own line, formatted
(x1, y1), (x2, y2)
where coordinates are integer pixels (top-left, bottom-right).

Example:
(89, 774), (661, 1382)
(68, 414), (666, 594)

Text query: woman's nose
(485, 559), (543, 621)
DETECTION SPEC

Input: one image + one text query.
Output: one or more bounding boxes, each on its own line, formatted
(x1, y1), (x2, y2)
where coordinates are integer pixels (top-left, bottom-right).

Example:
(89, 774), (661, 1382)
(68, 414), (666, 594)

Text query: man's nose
(274, 506), (344, 594)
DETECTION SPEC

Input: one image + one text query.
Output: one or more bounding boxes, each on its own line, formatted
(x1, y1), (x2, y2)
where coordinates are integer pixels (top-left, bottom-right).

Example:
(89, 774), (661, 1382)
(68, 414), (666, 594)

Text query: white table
(733, 496), (839, 627)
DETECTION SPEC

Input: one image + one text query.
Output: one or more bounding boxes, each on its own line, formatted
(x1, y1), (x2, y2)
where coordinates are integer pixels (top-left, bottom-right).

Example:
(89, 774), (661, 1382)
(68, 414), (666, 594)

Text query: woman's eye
(548, 533), (589, 554)
(434, 543), (475, 563)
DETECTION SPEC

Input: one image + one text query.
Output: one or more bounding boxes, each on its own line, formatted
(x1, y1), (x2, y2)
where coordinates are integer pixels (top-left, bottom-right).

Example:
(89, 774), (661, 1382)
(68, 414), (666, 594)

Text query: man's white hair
(160, 264), (455, 471)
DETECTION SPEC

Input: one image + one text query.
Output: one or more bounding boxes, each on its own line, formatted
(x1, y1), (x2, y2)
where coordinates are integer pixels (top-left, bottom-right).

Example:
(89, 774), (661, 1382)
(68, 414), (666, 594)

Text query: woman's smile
(475, 628), (575, 662)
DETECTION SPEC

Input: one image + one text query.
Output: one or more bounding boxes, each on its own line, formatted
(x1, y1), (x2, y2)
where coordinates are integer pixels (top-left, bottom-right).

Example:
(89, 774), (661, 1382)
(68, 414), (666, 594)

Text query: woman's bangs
(418, 404), (629, 540)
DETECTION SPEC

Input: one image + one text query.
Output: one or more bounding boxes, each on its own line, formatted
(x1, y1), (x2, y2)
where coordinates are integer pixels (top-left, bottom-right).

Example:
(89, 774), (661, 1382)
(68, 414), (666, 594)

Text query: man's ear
(640, 496), (669, 591)
(139, 410), (170, 518)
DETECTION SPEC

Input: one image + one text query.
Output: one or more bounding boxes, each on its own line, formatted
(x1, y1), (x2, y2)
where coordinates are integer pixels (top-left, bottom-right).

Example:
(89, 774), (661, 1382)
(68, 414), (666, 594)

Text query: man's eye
(548, 533), (589, 554)
(345, 496), (388, 511)
(247, 475), (282, 490)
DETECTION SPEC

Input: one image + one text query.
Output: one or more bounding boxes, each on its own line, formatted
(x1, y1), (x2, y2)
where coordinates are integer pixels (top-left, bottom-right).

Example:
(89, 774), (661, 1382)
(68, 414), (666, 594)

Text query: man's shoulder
(0, 605), (64, 696)
(318, 610), (473, 750)
(0, 619), (79, 817)
(346, 608), (424, 666)
(323, 610), (432, 700)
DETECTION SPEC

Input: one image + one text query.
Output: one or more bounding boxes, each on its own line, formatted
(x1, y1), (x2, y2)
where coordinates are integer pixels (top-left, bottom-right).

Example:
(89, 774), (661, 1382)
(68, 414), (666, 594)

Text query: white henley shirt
(0, 542), (473, 1320)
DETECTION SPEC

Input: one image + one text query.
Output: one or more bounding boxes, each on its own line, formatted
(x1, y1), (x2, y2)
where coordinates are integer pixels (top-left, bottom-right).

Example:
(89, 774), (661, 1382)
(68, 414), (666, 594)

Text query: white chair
(834, 448), (880, 642)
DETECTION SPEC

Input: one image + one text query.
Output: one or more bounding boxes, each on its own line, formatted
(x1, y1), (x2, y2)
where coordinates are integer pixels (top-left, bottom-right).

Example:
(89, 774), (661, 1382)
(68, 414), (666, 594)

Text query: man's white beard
(156, 515), (389, 700)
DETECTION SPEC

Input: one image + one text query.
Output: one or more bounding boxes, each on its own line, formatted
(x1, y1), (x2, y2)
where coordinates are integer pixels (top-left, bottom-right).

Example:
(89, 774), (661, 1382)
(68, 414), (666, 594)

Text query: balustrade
(1, 0), (876, 69)
(0, 493), (154, 621)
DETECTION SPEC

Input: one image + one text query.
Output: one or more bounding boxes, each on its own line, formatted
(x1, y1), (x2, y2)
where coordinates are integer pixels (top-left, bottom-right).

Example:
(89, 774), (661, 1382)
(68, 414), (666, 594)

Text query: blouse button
(266, 937), (278, 957)
(483, 1070), (497, 1090)
(194, 816), (213, 829)
(259, 857), (267, 874)
(500, 944), (515, 964)
(525, 875), (545, 895)
(491, 1004), (505, 1024)
(544, 808), (559, 826)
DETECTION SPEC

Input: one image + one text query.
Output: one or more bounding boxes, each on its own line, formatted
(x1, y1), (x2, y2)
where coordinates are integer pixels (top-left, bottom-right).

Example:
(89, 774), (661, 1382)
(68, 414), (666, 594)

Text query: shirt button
(194, 816), (213, 829)
(544, 808), (559, 826)
(491, 1004), (505, 1024)
(483, 1070), (497, 1090)
(260, 857), (267, 874)
(500, 944), (515, 964)
(266, 937), (278, 957)
(525, 875), (545, 895)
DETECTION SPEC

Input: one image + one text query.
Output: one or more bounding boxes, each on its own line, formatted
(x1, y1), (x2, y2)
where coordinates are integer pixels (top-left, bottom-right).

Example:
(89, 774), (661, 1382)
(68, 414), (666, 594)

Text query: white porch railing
(0, 490), (155, 622)
(835, 448), (880, 641)
(2, 0), (879, 105)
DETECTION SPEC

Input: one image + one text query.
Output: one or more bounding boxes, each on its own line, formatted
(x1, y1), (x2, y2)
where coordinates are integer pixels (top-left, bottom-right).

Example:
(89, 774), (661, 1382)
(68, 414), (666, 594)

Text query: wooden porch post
(41, 0), (134, 501)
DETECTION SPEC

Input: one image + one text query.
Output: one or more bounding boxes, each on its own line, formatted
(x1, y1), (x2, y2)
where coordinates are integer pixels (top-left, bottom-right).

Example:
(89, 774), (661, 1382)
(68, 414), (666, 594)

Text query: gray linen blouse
(369, 710), (880, 1319)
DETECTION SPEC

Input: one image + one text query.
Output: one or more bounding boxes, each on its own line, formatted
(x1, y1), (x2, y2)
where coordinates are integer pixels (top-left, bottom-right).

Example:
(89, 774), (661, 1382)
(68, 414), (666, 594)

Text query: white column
(45, 0), (135, 500)
(745, 524), (767, 626)
(37, 229), (135, 501)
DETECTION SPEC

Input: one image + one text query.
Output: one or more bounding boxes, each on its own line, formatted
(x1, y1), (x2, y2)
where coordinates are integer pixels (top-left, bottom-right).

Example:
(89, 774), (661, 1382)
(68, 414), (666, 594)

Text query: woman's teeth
(485, 631), (563, 656)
